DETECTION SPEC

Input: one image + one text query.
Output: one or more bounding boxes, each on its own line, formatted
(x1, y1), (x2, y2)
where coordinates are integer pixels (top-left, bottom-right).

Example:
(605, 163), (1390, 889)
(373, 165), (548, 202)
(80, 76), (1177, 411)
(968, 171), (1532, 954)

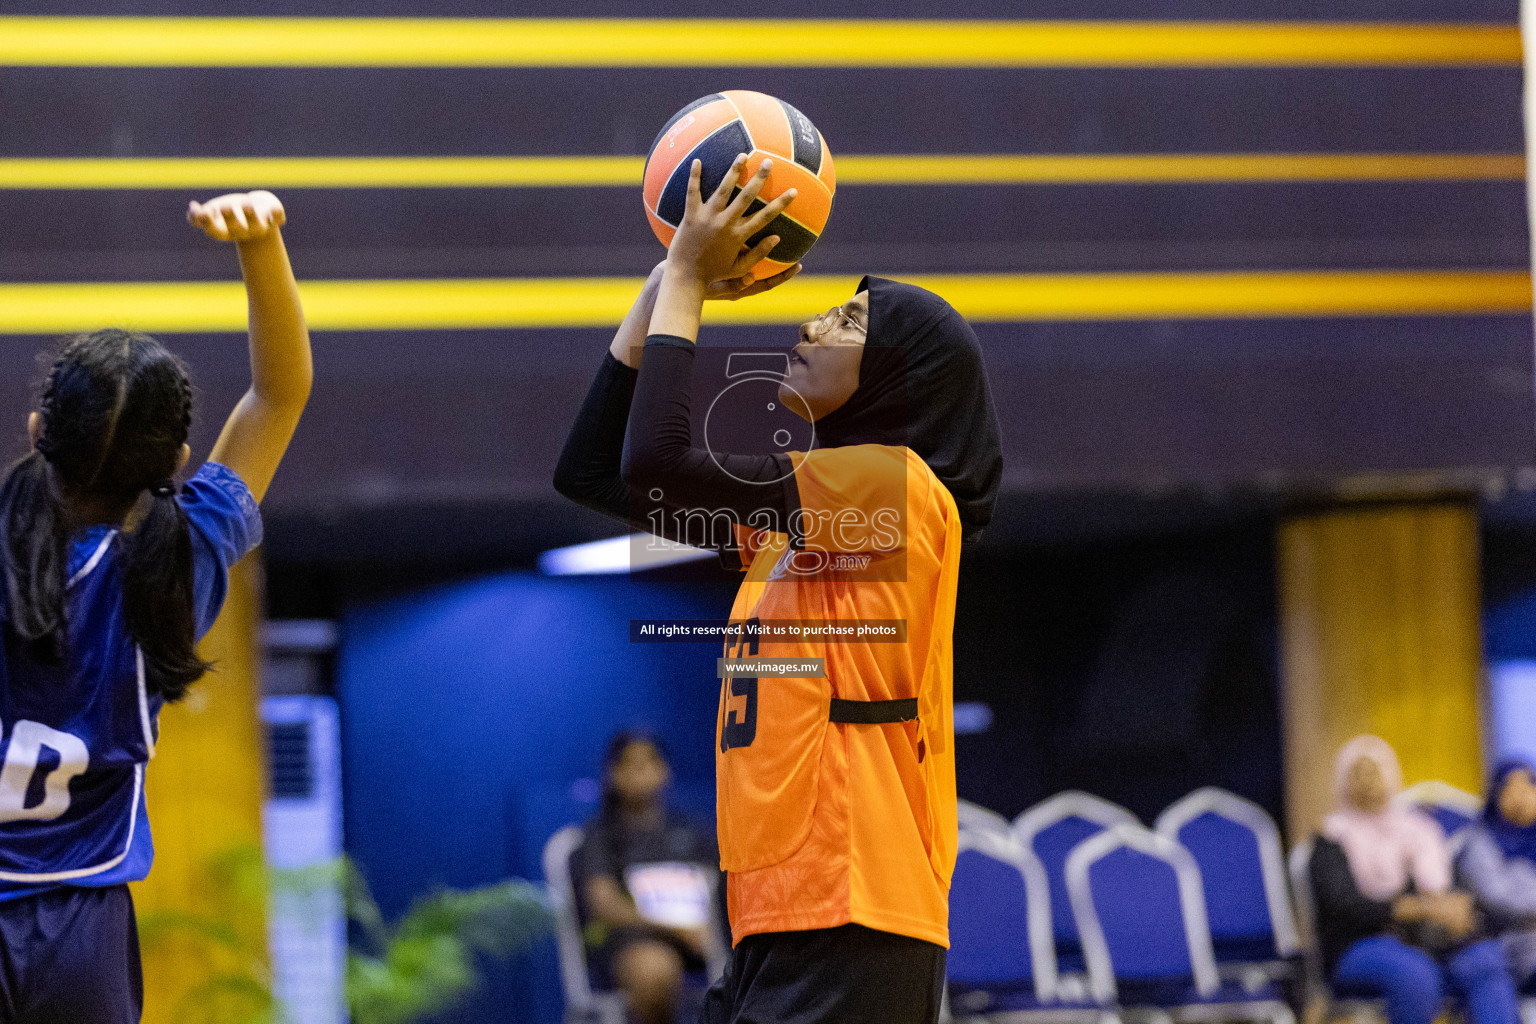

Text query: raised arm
(188, 191), (313, 503)
(555, 273), (777, 558)
(553, 267), (665, 520)
(557, 227), (804, 548)
(622, 156), (805, 518)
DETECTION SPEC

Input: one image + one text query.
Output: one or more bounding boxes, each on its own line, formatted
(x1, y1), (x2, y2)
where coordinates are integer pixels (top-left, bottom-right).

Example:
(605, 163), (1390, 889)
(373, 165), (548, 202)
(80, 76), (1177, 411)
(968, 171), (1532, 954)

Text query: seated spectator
(1458, 760), (1536, 991)
(1310, 735), (1520, 1024)
(574, 731), (718, 1024)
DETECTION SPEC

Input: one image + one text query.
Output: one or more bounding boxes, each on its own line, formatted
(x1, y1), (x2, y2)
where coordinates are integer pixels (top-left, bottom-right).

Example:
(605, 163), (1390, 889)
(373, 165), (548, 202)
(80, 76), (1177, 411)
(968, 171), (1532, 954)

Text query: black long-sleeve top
(553, 339), (801, 562)
(1310, 835), (1397, 973)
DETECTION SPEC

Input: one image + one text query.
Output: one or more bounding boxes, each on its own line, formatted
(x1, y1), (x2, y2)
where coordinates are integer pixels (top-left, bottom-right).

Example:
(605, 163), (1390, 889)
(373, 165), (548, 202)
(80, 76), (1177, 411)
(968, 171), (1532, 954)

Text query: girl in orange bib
(556, 156), (1001, 1024)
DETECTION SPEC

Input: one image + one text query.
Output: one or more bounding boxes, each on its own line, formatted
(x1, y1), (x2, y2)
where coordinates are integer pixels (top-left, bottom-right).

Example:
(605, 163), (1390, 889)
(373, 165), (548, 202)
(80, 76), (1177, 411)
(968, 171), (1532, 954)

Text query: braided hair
(0, 329), (209, 700)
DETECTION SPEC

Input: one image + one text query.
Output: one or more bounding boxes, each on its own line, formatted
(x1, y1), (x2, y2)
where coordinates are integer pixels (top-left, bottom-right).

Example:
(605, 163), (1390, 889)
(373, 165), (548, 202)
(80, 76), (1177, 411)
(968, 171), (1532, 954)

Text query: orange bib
(714, 445), (962, 946)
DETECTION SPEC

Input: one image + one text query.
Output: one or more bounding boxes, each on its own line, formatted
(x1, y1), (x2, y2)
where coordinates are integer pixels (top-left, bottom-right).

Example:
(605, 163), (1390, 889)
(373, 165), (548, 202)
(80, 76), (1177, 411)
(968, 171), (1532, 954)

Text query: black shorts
(0, 885), (143, 1024)
(702, 923), (946, 1024)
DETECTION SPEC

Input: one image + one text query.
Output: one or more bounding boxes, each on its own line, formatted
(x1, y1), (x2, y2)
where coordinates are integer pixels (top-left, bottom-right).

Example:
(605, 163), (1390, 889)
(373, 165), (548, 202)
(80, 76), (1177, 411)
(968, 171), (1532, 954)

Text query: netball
(643, 90), (836, 280)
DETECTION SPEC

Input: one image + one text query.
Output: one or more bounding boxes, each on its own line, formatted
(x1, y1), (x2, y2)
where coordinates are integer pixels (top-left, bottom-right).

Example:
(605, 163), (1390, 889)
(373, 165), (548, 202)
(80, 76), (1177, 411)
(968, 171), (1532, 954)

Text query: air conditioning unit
(263, 695), (345, 1024)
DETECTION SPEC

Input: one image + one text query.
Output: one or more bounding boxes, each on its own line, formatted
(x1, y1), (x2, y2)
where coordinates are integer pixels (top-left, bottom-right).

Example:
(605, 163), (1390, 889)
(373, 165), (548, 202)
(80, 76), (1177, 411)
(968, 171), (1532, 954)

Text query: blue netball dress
(0, 461), (260, 898)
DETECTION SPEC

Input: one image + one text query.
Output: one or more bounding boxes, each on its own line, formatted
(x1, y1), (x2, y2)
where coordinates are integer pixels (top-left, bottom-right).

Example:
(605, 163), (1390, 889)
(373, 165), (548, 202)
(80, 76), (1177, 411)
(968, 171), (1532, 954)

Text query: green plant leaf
(173, 965), (277, 1024)
(342, 858), (391, 956)
(136, 908), (246, 951)
(344, 871), (550, 1024)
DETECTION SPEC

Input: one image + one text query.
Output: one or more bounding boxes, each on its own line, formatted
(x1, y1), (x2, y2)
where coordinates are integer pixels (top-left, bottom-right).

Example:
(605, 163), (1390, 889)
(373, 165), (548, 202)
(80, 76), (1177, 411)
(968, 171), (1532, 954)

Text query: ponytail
(9, 329), (208, 701)
(0, 451), (69, 661)
(122, 483), (209, 702)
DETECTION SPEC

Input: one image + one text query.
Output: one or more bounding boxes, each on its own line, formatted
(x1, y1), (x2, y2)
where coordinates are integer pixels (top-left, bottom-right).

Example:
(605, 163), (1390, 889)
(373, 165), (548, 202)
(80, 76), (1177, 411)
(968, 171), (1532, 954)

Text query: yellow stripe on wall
(0, 153), (1523, 190)
(0, 17), (1520, 67)
(0, 271), (1526, 334)
(841, 152), (1528, 185)
(0, 156), (644, 190)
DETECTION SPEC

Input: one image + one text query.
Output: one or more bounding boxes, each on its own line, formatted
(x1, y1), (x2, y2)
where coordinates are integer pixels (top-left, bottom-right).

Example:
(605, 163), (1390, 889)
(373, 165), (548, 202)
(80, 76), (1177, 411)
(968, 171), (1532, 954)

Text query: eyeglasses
(816, 305), (867, 337)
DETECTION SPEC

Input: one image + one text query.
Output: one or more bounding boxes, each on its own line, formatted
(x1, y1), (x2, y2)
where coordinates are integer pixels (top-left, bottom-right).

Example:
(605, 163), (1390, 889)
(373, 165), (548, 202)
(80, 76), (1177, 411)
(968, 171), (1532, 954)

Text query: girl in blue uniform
(0, 190), (312, 1023)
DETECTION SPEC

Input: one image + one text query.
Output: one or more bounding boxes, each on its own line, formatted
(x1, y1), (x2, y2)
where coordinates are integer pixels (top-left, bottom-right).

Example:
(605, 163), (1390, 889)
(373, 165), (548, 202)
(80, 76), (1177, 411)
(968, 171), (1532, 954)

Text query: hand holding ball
(644, 90), (836, 282)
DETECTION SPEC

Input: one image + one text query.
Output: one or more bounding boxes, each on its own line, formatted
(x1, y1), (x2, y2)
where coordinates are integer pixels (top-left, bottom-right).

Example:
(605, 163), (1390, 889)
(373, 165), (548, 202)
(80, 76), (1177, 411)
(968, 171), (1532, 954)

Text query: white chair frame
(949, 829), (1123, 1024)
(1396, 780), (1483, 847)
(1015, 792), (1141, 854)
(1067, 824), (1294, 1024)
(960, 799), (1017, 839)
(1013, 791), (1140, 1000)
(1395, 780), (1483, 819)
(1154, 787), (1301, 959)
(955, 828), (1064, 1004)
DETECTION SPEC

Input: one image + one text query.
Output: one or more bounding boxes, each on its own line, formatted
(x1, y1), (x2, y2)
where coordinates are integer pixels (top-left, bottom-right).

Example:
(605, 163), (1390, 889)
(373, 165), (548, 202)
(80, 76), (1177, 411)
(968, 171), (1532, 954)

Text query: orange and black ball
(644, 90), (836, 280)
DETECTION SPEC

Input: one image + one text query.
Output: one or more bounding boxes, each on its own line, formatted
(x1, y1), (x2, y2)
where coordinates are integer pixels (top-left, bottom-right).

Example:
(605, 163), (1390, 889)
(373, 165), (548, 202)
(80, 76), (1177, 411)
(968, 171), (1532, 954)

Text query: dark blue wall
(337, 570), (732, 1024)
(1484, 527), (1536, 662)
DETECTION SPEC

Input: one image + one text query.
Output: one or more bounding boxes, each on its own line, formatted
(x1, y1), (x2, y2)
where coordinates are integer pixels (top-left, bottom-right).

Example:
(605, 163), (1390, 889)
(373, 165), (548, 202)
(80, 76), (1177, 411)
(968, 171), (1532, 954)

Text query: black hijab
(814, 276), (1003, 542)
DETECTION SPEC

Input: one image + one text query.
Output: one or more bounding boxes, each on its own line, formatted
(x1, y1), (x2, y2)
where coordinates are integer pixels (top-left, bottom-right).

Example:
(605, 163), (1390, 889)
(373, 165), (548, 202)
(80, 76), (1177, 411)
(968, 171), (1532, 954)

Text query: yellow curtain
(130, 554), (268, 1022)
(1278, 501), (1485, 840)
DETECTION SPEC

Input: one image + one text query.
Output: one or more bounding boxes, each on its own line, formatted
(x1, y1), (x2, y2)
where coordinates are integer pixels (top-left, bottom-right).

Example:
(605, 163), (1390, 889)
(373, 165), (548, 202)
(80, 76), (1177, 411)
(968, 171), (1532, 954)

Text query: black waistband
(829, 698), (919, 725)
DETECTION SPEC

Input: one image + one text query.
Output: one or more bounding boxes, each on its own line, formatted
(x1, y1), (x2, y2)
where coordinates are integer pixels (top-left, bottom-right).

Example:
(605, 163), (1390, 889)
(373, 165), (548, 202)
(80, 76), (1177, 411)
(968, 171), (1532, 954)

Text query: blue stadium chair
(1395, 780), (1482, 843)
(948, 828), (1115, 1023)
(959, 798), (1015, 839)
(1154, 788), (1300, 982)
(542, 825), (726, 1024)
(1067, 824), (1295, 1024)
(1287, 839), (1386, 1024)
(1014, 792), (1140, 975)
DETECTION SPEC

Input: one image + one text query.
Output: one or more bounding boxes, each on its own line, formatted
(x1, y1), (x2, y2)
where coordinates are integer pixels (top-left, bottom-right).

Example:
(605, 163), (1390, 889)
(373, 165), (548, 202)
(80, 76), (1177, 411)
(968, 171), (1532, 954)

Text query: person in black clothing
(1309, 735), (1519, 1024)
(574, 731), (718, 1024)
